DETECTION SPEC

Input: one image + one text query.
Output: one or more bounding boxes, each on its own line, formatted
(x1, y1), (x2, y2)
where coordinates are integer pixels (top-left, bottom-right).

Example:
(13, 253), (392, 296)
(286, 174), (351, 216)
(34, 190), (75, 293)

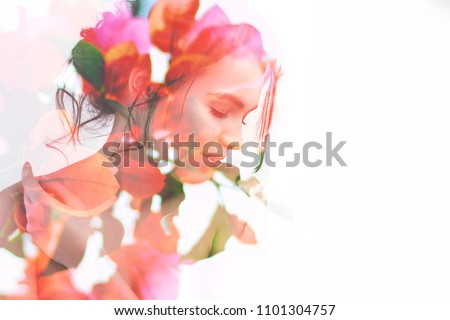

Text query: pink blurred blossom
(81, 7), (151, 55)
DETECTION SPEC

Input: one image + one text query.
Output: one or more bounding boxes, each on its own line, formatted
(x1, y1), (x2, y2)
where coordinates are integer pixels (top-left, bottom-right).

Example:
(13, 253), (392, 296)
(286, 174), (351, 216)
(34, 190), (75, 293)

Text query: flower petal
(148, 0), (199, 53)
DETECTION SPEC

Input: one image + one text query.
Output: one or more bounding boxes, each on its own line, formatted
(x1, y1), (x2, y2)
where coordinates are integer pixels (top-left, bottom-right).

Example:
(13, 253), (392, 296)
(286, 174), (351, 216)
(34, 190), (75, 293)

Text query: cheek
(150, 97), (200, 139)
(184, 98), (220, 141)
(151, 94), (222, 145)
(150, 105), (171, 139)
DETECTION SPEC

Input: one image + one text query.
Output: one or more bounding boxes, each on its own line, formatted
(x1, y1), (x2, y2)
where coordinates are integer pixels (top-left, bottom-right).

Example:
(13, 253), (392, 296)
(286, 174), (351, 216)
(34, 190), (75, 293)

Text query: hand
(0, 182), (22, 247)
(20, 162), (112, 269)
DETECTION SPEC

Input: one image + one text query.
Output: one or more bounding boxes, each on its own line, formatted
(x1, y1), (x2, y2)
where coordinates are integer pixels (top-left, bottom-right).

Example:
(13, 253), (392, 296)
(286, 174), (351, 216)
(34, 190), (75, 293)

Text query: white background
(1, 0), (450, 318)
(246, 0), (450, 302)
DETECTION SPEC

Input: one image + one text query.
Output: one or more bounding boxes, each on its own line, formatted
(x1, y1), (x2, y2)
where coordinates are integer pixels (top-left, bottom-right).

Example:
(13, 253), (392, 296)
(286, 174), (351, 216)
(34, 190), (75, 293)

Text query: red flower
(135, 212), (179, 254)
(178, 5), (230, 53)
(16, 154), (119, 268)
(92, 243), (180, 300)
(37, 270), (88, 300)
(116, 150), (166, 199)
(37, 153), (120, 212)
(148, 0), (200, 54)
(3, 252), (88, 300)
(103, 42), (151, 104)
(78, 6), (152, 105)
(78, 41), (151, 106)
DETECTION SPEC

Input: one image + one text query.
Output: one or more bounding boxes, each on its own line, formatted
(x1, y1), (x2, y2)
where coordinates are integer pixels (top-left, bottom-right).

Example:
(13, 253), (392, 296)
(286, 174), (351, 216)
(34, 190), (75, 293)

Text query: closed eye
(209, 107), (228, 119)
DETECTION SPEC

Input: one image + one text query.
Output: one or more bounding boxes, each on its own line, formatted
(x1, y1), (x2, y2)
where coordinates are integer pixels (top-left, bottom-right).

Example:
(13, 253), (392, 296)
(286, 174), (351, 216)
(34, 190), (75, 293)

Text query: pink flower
(92, 243), (180, 300)
(77, 7), (152, 105)
(179, 5), (230, 53)
(81, 7), (150, 55)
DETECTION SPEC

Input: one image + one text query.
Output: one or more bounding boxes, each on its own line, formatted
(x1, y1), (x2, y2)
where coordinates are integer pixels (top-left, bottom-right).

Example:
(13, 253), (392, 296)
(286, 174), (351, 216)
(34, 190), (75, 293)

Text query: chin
(172, 165), (215, 184)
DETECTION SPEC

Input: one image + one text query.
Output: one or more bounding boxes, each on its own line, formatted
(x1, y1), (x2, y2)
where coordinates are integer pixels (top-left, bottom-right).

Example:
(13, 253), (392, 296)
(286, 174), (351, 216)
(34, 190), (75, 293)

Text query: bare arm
(0, 181), (23, 247)
(0, 153), (120, 248)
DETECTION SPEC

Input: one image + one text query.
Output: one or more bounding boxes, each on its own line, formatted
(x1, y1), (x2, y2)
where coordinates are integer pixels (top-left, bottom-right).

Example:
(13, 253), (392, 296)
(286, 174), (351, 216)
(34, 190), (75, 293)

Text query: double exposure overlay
(0, 0), (281, 299)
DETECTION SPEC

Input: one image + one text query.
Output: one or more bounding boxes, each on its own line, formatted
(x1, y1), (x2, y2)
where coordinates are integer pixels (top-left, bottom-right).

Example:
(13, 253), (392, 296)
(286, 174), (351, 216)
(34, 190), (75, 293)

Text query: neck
(97, 95), (170, 165)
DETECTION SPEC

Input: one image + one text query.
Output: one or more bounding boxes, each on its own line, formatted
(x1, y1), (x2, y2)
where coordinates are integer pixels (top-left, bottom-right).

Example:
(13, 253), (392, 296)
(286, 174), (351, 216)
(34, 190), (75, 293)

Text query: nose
(218, 132), (242, 150)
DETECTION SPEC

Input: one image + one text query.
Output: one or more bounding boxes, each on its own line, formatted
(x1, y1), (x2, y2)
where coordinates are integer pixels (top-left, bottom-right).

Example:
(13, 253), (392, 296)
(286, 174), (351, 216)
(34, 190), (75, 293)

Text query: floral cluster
(0, 0), (264, 300)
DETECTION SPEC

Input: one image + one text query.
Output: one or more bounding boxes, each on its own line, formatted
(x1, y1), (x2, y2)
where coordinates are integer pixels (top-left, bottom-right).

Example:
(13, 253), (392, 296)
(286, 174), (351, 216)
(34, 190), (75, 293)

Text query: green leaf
(72, 41), (105, 91)
(106, 99), (128, 118)
(3, 234), (25, 258)
(159, 174), (185, 201)
(253, 150), (265, 173)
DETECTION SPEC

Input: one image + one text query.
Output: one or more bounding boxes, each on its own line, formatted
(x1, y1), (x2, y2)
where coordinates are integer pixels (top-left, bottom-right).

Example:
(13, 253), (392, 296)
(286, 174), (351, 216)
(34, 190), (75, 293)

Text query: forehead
(190, 56), (265, 106)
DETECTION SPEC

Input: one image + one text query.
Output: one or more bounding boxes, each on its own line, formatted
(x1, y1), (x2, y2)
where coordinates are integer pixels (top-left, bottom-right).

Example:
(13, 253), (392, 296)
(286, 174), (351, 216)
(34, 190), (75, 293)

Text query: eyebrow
(208, 93), (245, 109)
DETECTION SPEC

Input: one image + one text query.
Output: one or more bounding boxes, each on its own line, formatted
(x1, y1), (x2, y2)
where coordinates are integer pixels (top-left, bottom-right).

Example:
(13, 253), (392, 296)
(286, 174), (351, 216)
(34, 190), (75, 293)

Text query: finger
(21, 163), (79, 214)
(22, 162), (118, 217)
(21, 162), (44, 203)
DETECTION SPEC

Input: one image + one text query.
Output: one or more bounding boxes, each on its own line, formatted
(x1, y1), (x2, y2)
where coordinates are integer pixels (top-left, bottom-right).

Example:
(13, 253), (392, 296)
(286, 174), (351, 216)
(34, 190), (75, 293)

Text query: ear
(128, 66), (150, 98)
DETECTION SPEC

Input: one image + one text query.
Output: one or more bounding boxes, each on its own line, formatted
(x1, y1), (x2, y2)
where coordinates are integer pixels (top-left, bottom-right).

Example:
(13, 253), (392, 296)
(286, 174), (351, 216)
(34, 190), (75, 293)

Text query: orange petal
(38, 153), (120, 213)
(37, 270), (88, 300)
(135, 213), (179, 254)
(104, 42), (138, 65)
(148, 0), (199, 53)
(117, 150), (165, 199)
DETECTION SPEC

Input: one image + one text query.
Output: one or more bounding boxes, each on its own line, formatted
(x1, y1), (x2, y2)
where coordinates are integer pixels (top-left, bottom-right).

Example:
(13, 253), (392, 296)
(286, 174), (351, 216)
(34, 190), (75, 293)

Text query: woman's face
(151, 55), (265, 183)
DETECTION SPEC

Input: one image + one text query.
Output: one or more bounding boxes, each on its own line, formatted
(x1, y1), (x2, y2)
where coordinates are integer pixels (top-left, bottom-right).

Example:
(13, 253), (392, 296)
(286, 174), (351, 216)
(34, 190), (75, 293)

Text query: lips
(201, 153), (225, 163)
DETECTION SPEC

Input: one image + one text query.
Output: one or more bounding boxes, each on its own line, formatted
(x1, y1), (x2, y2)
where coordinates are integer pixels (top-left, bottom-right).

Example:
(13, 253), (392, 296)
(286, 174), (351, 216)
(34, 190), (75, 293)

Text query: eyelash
(209, 107), (248, 125)
(209, 107), (228, 119)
